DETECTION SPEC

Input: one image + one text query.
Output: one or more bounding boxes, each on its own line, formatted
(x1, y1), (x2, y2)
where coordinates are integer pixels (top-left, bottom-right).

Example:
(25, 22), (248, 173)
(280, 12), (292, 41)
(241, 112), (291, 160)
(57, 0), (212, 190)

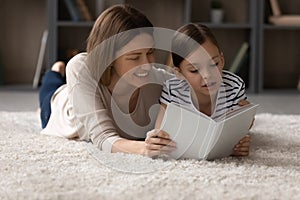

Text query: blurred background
(0, 0), (299, 113)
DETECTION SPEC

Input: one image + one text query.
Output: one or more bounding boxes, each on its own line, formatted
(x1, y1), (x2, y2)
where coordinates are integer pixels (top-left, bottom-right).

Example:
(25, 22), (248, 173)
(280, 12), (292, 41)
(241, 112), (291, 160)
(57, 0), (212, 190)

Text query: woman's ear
(219, 52), (225, 70)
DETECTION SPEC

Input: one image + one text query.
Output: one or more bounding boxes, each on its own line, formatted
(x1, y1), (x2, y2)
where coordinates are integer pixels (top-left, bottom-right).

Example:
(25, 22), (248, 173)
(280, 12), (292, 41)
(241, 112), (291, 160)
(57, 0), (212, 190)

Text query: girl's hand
(143, 129), (177, 157)
(239, 99), (255, 128)
(232, 134), (251, 156)
(238, 99), (250, 106)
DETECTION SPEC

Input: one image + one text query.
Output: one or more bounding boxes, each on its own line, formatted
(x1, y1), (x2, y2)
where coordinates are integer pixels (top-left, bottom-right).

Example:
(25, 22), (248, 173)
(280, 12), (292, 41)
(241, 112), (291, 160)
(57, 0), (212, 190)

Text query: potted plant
(210, 0), (224, 24)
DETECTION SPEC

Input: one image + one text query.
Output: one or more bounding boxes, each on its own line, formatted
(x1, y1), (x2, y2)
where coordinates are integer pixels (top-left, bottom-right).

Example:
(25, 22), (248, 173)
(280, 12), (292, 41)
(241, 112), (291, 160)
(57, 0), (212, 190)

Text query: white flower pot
(211, 9), (224, 24)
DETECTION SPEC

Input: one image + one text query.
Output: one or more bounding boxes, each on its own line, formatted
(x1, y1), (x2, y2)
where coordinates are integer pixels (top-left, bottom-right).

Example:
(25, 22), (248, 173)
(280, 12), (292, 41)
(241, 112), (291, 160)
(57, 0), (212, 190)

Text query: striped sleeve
(159, 80), (171, 105)
(221, 71), (247, 107)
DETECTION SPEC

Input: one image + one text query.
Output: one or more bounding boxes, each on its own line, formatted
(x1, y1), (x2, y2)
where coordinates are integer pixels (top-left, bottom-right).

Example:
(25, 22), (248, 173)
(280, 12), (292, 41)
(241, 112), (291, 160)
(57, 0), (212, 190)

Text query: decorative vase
(211, 9), (224, 24)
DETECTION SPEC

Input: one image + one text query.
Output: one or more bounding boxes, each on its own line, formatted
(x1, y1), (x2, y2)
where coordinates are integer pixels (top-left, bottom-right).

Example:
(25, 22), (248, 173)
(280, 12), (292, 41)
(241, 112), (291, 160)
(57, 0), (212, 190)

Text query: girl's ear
(173, 67), (185, 80)
(173, 66), (180, 73)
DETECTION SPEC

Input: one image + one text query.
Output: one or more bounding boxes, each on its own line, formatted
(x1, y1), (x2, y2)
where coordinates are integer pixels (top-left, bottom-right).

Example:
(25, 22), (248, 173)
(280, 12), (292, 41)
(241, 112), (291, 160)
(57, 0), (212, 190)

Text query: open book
(160, 103), (258, 160)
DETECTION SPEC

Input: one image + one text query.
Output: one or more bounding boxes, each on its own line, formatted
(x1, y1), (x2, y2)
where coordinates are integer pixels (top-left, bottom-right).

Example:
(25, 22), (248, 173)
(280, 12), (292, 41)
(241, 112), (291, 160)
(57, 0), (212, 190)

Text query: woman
(39, 5), (176, 157)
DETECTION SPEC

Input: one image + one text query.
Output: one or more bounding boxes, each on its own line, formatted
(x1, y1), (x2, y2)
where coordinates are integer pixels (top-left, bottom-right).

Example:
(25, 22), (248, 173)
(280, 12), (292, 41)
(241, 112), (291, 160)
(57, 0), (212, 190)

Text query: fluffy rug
(0, 111), (300, 200)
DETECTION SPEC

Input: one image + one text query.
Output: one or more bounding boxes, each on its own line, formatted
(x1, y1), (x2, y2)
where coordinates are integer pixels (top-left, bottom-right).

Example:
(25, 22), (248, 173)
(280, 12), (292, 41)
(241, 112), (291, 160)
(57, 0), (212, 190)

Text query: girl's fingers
(234, 147), (249, 152)
(233, 151), (249, 156)
(235, 141), (250, 148)
(238, 99), (250, 106)
(237, 135), (251, 145)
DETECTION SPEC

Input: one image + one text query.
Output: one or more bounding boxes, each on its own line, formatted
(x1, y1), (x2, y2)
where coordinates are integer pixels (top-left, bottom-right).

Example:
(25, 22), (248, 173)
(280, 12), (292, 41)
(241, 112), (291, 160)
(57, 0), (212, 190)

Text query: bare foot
(51, 61), (65, 77)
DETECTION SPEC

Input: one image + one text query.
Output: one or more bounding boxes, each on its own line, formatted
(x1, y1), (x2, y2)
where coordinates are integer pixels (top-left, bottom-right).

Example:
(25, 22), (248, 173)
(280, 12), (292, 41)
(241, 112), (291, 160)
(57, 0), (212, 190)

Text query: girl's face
(111, 33), (155, 88)
(176, 40), (224, 97)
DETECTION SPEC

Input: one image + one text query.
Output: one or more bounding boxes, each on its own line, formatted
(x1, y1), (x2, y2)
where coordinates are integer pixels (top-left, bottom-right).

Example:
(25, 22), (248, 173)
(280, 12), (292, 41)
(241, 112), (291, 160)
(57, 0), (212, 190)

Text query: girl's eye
(190, 69), (198, 73)
(147, 48), (154, 55)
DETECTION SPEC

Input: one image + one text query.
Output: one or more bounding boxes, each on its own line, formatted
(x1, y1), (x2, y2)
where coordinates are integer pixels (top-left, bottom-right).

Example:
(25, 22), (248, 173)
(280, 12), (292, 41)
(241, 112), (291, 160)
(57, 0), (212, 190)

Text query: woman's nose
(140, 56), (152, 70)
(139, 63), (152, 71)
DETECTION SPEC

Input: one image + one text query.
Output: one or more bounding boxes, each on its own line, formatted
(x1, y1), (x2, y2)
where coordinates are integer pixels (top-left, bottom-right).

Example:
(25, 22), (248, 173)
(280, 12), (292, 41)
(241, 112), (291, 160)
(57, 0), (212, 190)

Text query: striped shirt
(160, 70), (247, 119)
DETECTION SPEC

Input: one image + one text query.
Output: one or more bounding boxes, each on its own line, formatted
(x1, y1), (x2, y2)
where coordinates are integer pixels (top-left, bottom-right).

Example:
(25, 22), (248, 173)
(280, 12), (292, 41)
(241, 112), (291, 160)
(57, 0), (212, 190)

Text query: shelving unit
(47, 0), (300, 93)
(47, 0), (185, 68)
(47, 0), (95, 68)
(257, 0), (300, 92)
(184, 0), (257, 93)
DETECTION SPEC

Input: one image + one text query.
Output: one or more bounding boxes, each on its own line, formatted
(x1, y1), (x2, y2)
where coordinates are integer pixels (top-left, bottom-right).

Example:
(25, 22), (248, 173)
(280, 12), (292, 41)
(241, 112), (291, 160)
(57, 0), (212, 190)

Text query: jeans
(39, 71), (65, 128)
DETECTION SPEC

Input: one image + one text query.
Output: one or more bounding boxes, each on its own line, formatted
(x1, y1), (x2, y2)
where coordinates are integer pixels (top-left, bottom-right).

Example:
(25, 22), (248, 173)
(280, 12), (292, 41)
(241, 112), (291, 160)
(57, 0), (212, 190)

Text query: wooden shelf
(57, 21), (94, 27)
(47, 0), (300, 93)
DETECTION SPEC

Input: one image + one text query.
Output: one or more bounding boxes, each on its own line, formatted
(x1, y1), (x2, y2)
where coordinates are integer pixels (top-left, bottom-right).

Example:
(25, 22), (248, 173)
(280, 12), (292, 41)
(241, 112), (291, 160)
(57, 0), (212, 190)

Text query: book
(32, 30), (48, 89)
(160, 103), (258, 160)
(76, 0), (93, 21)
(229, 42), (249, 74)
(64, 0), (83, 21)
(0, 53), (3, 85)
(268, 0), (300, 26)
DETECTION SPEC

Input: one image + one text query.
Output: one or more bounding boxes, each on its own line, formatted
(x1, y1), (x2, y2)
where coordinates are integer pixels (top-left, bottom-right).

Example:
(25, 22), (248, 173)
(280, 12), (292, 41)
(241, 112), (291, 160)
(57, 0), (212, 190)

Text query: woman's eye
(127, 56), (139, 60)
(210, 62), (219, 67)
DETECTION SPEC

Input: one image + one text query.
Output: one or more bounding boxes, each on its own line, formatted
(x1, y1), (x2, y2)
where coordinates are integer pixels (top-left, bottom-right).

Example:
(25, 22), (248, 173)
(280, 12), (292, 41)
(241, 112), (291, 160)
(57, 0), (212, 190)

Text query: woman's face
(111, 33), (155, 88)
(177, 40), (224, 97)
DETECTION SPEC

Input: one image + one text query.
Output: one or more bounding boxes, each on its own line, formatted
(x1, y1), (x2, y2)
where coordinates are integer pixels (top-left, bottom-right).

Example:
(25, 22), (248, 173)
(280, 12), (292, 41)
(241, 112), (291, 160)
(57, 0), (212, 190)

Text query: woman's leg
(39, 62), (66, 128)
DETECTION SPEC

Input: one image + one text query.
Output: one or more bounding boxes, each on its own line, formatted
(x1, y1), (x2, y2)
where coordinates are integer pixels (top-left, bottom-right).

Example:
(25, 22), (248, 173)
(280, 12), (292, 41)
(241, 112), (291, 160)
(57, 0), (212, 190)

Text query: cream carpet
(0, 112), (300, 200)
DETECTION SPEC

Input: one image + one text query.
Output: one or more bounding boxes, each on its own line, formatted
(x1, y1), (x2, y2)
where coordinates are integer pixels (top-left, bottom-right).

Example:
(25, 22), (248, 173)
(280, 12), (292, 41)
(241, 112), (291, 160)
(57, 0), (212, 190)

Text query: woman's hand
(143, 129), (177, 157)
(232, 134), (251, 156)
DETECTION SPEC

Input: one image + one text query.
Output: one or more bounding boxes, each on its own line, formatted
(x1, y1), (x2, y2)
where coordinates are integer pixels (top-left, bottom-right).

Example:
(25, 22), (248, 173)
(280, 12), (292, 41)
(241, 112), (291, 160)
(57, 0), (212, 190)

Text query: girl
(39, 5), (176, 158)
(156, 23), (251, 156)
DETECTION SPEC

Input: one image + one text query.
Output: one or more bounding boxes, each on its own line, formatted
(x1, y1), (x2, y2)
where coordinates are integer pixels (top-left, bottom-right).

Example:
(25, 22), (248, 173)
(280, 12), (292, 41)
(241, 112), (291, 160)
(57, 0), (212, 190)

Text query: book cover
(160, 103), (258, 160)
(64, 0), (83, 21)
(76, 0), (93, 21)
(269, 0), (281, 16)
(229, 42), (249, 74)
(32, 30), (48, 89)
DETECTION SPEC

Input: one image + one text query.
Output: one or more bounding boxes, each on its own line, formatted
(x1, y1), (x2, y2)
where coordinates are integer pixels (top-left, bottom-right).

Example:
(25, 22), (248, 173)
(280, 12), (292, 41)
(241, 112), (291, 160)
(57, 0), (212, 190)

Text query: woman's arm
(112, 129), (176, 157)
(67, 56), (177, 156)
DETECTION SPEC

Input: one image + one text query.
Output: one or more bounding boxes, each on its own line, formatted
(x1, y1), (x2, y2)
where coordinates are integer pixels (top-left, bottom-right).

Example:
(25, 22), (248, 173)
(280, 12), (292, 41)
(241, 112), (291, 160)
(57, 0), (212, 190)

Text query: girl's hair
(171, 23), (221, 67)
(86, 4), (153, 85)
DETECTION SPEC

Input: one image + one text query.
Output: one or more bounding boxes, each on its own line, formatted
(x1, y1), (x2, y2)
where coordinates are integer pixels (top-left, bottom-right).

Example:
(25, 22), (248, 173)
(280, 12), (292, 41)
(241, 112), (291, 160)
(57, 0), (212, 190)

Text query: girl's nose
(200, 67), (211, 79)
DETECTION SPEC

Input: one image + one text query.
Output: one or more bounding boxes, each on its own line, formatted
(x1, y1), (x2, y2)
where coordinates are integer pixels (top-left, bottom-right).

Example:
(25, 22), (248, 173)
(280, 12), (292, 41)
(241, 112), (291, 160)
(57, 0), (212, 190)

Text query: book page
(206, 104), (258, 160)
(214, 103), (257, 122)
(160, 103), (215, 160)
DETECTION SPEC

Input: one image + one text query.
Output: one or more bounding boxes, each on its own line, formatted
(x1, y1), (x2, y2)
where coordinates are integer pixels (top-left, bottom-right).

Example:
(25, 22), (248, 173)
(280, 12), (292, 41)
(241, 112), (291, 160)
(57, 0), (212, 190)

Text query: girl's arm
(232, 99), (254, 156)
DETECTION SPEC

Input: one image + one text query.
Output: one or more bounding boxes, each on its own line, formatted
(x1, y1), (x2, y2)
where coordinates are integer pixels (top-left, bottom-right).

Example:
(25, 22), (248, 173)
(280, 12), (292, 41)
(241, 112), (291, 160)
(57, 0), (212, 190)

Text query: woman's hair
(171, 23), (221, 67)
(86, 4), (153, 85)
